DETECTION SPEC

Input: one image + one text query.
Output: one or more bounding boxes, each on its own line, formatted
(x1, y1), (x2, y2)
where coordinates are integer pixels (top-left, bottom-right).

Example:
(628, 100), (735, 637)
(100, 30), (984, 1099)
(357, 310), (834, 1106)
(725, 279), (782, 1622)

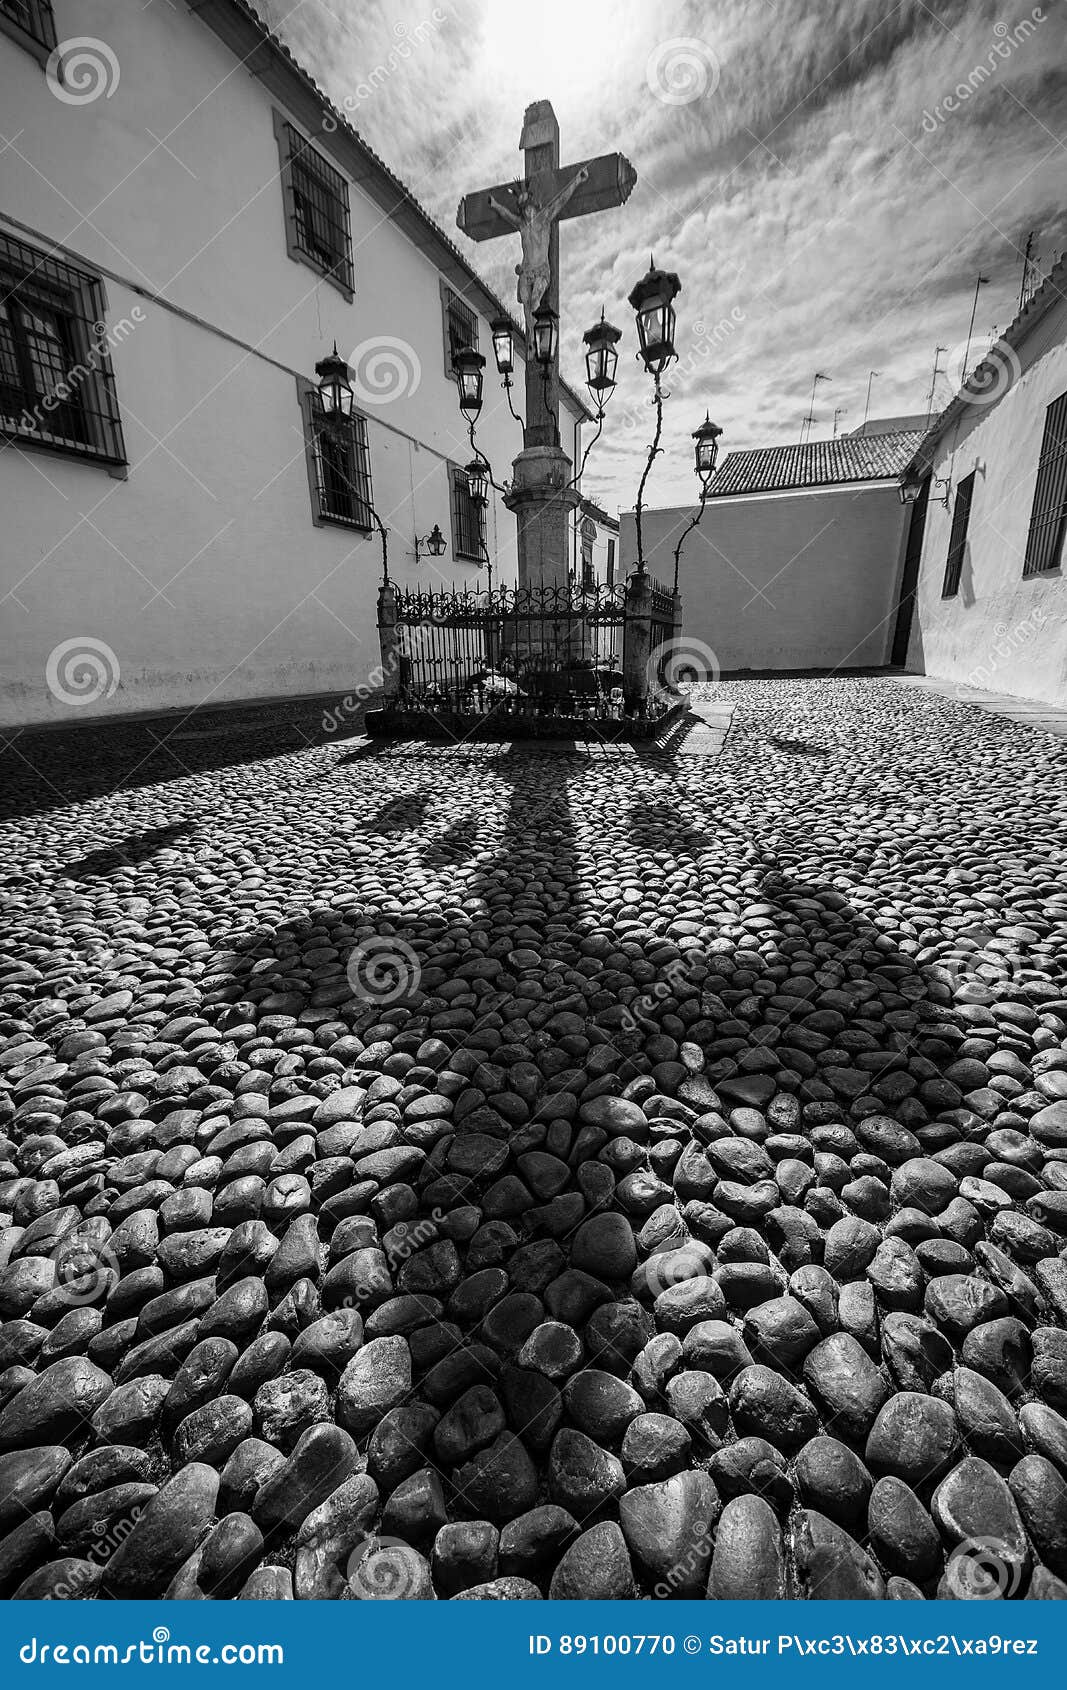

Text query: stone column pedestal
(504, 445), (581, 592)
(376, 580), (401, 704)
(623, 568), (653, 717)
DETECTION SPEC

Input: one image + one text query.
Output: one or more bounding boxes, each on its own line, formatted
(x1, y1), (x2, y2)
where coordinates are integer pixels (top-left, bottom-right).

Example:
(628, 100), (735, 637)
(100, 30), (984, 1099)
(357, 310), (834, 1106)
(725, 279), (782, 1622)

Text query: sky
(258, 0), (1067, 512)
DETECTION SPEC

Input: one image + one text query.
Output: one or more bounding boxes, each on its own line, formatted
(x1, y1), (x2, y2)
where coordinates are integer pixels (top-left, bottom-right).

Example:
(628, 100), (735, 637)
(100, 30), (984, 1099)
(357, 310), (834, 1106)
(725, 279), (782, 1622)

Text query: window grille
(276, 116), (354, 297)
(0, 0), (57, 54)
(449, 461), (486, 561)
(941, 471), (975, 597)
(443, 285), (478, 374)
(1022, 390), (1067, 577)
(0, 232), (127, 467)
(304, 391), (373, 530)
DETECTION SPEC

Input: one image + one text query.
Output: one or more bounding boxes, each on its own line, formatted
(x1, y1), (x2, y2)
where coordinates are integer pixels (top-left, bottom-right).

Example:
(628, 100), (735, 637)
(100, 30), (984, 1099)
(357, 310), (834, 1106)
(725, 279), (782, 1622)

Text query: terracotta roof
(905, 248), (1067, 474)
(709, 430), (926, 497)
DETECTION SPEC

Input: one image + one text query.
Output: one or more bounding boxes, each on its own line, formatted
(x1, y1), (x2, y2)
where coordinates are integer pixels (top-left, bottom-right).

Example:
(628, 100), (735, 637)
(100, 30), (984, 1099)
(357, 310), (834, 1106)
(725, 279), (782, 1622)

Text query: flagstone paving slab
(0, 677), (1065, 1600)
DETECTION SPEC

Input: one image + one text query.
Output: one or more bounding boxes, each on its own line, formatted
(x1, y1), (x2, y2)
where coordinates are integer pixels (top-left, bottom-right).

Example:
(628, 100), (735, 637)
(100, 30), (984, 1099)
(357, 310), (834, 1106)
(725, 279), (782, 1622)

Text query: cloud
(260, 0), (1067, 512)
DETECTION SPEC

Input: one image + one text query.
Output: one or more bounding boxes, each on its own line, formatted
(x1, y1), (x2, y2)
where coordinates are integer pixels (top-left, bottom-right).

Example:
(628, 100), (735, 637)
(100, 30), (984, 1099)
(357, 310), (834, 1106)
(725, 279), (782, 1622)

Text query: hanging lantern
(627, 258), (682, 376)
(315, 344), (355, 421)
(465, 459), (490, 506)
(426, 522), (447, 557)
(898, 467), (923, 505)
(583, 310), (622, 403)
(692, 412), (723, 479)
(490, 318), (515, 378)
(532, 301), (559, 368)
(454, 347), (486, 417)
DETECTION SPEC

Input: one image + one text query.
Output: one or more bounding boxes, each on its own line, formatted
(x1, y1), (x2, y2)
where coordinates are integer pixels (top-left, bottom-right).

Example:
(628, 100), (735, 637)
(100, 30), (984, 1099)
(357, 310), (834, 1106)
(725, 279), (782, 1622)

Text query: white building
(619, 429), (922, 674)
(0, 0), (589, 725)
(902, 253), (1067, 707)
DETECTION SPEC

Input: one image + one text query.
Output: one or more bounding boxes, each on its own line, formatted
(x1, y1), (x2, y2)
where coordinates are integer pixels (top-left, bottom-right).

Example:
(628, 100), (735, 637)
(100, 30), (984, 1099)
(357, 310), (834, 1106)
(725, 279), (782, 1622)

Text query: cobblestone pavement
(1, 677), (1066, 1601)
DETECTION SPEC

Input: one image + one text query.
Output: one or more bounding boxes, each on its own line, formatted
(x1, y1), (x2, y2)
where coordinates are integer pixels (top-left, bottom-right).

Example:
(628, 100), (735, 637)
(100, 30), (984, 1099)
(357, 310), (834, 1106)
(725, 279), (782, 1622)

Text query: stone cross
(457, 101), (637, 450)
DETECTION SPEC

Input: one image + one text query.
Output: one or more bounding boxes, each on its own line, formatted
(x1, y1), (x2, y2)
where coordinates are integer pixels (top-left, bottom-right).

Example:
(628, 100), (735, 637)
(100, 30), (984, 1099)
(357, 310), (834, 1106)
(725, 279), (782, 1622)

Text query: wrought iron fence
(388, 576), (676, 729)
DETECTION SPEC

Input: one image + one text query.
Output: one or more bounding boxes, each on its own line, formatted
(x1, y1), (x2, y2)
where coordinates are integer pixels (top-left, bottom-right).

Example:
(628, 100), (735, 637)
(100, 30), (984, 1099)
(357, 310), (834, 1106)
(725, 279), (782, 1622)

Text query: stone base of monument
(364, 689), (688, 744)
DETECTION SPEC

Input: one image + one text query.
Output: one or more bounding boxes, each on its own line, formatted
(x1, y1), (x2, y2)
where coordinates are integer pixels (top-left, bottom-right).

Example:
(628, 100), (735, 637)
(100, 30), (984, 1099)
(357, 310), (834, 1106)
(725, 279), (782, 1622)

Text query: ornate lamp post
(671, 412), (723, 591)
(453, 347), (486, 421)
(314, 345), (390, 580)
(464, 458), (493, 592)
(628, 259), (682, 573)
(532, 300), (560, 443)
(490, 317), (524, 429)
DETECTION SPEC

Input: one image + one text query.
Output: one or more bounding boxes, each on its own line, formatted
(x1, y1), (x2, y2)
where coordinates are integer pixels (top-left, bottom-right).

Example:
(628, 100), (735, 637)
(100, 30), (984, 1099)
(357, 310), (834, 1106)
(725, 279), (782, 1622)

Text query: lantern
(898, 468), (923, 505)
(425, 522), (446, 557)
(532, 301), (559, 368)
(583, 311), (622, 403)
(627, 258), (682, 376)
(692, 413), (723, 480)
(465, 459), (490, 506)
(453, 347), (486, 418)
(490, 318), (515, 378)
(315, 344), (354, 421)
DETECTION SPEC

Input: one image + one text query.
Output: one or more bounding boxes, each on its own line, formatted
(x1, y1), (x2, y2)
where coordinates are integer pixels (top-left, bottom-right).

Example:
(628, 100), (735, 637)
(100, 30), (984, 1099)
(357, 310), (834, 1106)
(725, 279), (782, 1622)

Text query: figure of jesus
(488, 166), (590, 332)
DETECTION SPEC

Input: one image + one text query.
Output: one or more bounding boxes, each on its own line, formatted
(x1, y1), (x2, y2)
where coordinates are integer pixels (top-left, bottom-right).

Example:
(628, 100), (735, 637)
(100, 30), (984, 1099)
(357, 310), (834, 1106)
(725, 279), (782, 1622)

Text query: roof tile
(711, 430), (926, 497)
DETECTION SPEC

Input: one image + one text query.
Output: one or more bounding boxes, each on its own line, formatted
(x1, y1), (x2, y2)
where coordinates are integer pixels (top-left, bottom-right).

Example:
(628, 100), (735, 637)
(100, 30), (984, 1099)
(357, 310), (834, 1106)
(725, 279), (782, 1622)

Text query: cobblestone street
(2, 678), (1066, 1600)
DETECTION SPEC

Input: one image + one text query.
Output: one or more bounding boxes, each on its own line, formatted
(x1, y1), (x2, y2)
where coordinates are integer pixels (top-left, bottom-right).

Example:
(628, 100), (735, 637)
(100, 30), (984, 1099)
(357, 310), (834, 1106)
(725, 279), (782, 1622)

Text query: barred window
(0, 0), (56, 60)
(441, 283), (478, 375)
(1022, 390), (1067, 577)
(941, 471), (975, 598)
(0, 233), (127, 467)
(302, 389), (373, 531)
(274, 113), (354, 298)
(448, 461), (486, 561)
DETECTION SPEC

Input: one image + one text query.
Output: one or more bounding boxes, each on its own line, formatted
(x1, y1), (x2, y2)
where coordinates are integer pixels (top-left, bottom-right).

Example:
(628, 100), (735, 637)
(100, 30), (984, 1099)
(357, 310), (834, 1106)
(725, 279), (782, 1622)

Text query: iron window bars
(0, 0), (57, 58)
(0, 232), (127, 467)
(941, 470), (975, 598)
(448, 460), (487, 562)
(304, 390), (373, 530)
(1023, 390), (1067, 577)
(276, 116), (354, 298)
(442, 285), (479, 375)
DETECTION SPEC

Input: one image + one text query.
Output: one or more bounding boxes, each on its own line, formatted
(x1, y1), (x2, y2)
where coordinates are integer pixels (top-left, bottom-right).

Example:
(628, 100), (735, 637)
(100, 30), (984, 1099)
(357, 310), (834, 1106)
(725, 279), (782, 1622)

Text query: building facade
(619, 431), (922, 674)
(903, 254), (1066, 707)
(0, 0), (588, 725)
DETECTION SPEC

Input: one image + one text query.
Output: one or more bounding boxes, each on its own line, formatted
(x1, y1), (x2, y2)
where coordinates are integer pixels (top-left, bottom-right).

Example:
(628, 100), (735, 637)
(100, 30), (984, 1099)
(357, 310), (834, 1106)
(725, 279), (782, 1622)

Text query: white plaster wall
(906, 298), (1067, 706)
(618, 485), (910, 672)
(0, 0), (582, 725)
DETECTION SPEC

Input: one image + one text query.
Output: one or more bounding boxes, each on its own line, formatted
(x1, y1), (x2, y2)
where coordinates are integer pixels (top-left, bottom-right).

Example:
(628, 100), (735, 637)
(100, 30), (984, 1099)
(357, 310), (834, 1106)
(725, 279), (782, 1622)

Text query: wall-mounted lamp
(415, 523), (447, 564)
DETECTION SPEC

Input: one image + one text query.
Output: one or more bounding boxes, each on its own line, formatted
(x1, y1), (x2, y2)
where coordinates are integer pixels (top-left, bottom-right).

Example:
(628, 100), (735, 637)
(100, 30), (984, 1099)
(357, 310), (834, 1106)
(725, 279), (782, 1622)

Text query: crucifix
(457, 101), (637, 450)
